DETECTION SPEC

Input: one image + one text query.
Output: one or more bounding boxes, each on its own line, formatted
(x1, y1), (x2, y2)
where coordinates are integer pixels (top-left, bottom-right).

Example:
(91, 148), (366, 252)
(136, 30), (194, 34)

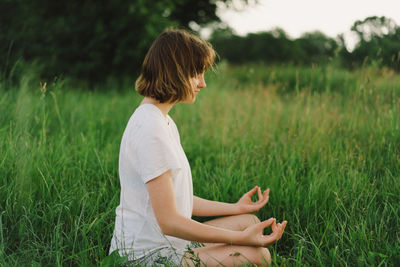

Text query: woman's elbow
(157, 215), (181, 236)
(158, 221), (172, 235)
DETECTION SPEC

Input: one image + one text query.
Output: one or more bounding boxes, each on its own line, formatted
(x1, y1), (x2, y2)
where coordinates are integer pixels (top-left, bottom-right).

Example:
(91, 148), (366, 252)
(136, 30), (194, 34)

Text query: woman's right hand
(239, 218), (287, 247)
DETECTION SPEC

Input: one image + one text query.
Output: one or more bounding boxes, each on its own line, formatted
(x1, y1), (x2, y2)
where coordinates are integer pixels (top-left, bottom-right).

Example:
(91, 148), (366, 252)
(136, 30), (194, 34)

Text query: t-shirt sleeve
(132, 120), (181, 184)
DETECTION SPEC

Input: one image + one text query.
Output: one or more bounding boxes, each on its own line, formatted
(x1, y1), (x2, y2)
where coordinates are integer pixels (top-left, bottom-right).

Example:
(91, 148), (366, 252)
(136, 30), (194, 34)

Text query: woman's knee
(240, 247), (271, 266)
(250, 247), (271, 266)
(182, 244), (271, 267)
(261, 247), (271, 266)
(247, 213), (261, 224)
(238, 214), (261, 230)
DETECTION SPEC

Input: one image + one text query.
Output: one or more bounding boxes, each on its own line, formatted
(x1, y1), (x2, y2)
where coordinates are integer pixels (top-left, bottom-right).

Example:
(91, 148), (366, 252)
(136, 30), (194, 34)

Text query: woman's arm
(192, 196), (239, 217)
(192, 187), (270, 217)
(146, 170), (285, 246)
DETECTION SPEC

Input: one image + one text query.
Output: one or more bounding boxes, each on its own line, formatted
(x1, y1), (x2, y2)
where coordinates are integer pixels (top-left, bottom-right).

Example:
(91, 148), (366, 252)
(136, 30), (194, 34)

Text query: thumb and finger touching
(247, 186), (258, 197)
(258, 219), (288, 244)
(242, 187), (287, 246)
(257, 218), (277, 234)
(257, 187), (262, 202)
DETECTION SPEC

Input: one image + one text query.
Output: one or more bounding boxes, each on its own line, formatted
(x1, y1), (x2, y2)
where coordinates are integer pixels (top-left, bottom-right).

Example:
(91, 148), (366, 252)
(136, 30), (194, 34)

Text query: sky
(212, 0), (400, 49)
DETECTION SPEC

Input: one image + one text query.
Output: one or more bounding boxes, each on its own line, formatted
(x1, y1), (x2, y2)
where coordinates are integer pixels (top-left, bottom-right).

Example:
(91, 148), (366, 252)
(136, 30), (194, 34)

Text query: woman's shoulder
(128, 104), (169, 134)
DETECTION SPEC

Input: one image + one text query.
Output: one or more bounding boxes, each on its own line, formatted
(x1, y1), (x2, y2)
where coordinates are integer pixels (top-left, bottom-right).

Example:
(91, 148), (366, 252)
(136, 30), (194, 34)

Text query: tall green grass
(0, 64), (399, 266)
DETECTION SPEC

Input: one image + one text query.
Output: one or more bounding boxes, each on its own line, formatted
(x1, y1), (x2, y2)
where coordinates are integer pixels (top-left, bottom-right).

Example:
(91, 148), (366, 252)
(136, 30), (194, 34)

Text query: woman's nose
(198, 76), (206, 88)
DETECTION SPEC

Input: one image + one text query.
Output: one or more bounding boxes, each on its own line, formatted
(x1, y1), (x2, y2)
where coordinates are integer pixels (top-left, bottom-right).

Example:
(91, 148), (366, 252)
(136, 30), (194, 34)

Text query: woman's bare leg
(181, 214), (270, 266)
(181, 244), (271, 267)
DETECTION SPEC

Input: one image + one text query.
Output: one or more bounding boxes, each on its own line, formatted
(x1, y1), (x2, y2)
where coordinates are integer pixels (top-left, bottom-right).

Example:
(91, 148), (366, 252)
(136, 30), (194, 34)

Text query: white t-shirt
(109, 104), (193, 260)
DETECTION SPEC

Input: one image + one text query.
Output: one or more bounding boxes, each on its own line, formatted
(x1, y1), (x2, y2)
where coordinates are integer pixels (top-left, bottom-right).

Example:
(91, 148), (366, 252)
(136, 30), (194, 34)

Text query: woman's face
(182, 72), (206, 103)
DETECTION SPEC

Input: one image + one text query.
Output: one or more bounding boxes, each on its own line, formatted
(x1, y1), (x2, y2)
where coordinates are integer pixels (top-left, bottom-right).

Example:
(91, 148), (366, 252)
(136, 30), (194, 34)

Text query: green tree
(341, 16), (400, 71)
(1, 0), (177, 83)
(210, 28), (337, 65)
(295, 31), (338, 64)
(0, 0), (251, 84)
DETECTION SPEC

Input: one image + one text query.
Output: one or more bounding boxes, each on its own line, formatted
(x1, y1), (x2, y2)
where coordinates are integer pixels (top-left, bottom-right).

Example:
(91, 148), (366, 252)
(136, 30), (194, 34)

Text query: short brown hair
(135, 28), (216, 103)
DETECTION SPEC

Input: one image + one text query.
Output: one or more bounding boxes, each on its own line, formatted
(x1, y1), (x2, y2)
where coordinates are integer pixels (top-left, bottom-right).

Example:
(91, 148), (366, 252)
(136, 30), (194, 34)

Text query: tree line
(211, 16), (400, 71)
(1, 0), (399, 85)
(0, 0), (248, 84)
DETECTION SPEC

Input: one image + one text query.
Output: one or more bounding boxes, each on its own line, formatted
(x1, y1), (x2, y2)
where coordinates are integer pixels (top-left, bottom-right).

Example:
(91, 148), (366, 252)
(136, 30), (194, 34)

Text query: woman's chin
(181, 96), (197, 103)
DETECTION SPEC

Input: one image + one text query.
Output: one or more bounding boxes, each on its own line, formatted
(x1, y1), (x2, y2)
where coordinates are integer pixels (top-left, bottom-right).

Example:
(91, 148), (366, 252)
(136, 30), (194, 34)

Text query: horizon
(203, 0), (400, 50)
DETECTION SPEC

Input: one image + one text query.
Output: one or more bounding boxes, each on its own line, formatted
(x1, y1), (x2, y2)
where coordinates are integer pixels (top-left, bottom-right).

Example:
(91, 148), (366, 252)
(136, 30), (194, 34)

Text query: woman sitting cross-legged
(109, 28), (287, 267)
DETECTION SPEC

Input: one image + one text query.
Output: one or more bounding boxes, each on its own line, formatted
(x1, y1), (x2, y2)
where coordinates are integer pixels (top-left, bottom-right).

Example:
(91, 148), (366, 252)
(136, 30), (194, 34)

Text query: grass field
(0, 63), (399, 266)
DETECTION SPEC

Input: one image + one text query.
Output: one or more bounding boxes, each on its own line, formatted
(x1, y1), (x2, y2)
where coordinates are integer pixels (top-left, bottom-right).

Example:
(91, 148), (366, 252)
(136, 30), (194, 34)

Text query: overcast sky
(213, 0), (400, 48)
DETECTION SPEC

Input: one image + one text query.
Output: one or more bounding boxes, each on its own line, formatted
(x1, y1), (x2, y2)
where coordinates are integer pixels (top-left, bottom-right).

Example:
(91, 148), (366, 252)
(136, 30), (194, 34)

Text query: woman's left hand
(235, 186), (269, 214)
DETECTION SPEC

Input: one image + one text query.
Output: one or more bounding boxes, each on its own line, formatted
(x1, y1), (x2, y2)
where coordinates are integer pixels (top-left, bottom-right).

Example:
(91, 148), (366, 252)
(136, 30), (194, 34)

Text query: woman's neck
(140, 97), (175, 118)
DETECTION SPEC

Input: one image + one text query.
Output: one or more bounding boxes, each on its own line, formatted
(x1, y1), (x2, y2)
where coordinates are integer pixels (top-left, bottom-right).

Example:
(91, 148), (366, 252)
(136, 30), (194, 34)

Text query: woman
(110, 28), (287, 266)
